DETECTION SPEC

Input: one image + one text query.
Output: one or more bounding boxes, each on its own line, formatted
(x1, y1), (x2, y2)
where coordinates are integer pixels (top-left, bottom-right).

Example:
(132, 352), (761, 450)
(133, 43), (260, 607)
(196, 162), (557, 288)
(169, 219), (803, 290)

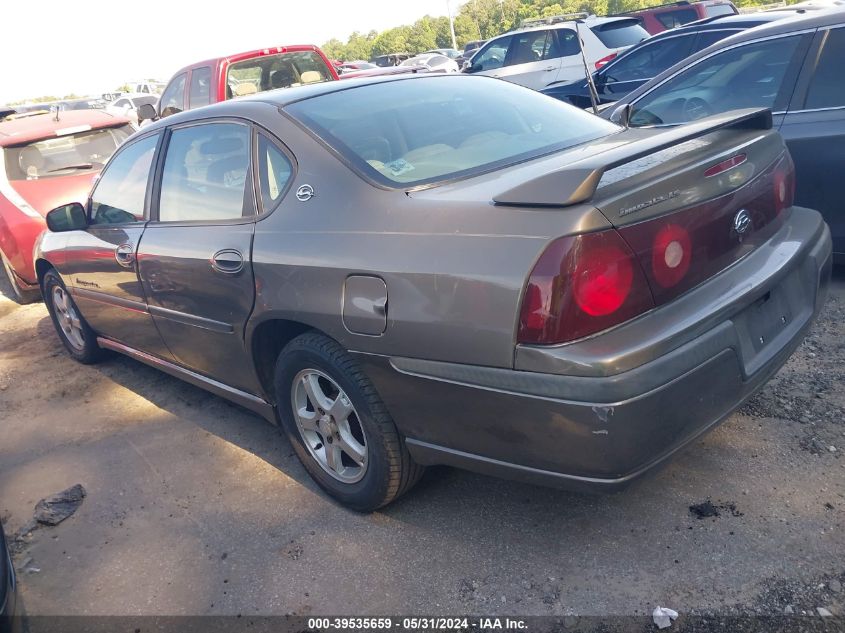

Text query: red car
(140, 45), (339, 122)
(0, 110), (132, 302)
(616, 0), (738, 34)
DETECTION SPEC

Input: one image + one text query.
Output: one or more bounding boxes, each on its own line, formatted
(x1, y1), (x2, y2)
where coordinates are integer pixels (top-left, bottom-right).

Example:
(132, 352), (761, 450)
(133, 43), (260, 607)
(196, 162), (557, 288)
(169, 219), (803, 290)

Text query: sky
(1, 0), (465, 104)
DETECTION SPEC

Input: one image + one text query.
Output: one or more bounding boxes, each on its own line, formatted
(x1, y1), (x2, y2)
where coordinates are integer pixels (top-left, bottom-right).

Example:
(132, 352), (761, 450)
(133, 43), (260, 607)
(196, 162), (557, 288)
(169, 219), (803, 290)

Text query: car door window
(551, 29), (580, 58)
(189, 67), (212, 109)
(630, 35), (804, 126)
(507, 31), (551, 66)
(603, 35), (694, 83)
(469, 37), (511, 72)
(157, 122), (251, 223)
(692, 29), (740, 53)
(256, 134), (294, 211)
(90, 134), (159, 225)
(159, 73), (186, 117)
(804, 28), (845, 110)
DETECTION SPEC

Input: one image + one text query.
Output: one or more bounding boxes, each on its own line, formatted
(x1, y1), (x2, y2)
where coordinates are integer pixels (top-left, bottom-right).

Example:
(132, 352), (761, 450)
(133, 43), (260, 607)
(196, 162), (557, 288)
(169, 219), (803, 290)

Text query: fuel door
(343, 275), (387, 336)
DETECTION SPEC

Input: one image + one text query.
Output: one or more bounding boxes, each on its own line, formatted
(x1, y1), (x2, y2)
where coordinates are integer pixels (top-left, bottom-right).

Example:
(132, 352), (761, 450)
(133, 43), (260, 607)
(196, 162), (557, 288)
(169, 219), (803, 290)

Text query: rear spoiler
(493, 108), (772, 207)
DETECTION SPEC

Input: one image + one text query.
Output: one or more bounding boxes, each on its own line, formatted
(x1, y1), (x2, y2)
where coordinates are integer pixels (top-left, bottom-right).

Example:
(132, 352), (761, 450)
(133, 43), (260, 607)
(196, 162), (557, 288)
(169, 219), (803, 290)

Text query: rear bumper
(358, 207), (832, 492)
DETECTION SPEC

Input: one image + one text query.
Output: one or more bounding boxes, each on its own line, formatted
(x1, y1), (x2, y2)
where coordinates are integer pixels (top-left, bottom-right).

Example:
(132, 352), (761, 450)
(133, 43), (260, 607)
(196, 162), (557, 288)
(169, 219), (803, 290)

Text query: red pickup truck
(140, 45), (339, 122)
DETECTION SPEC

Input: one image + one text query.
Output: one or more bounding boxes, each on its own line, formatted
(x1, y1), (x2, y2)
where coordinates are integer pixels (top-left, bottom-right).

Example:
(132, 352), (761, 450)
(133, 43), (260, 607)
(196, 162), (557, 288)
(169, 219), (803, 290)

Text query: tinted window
(656, 8), (699, 29)
(90, 134), (159, 225)
(602, 34), (694, 83)
(189, 67), (212, 108)
(159, 73), (186, 117)
(158, 123), (250, 222)
(507, 31), (553, 66)
(257, 135), (293, 211)
(287, 76), (619, 188)
(590, 20), (650, 48)
(805, 28), (845, 110)
(705, 4), (737, 17)
(693, 29), (741, 52)
(470, 37), (511, 71)
(630, 35), (803, 126)
(552, 29), (580, 58)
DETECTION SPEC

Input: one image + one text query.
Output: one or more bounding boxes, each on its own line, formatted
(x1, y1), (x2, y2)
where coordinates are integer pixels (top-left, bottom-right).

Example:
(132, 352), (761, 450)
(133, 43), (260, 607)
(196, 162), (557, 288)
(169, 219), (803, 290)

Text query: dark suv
(542, 11), (803, 108)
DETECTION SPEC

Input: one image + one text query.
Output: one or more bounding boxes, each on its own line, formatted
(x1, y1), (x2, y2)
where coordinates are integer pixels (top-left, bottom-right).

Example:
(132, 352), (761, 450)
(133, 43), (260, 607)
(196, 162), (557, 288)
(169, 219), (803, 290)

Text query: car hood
(9, 171), (98, 218)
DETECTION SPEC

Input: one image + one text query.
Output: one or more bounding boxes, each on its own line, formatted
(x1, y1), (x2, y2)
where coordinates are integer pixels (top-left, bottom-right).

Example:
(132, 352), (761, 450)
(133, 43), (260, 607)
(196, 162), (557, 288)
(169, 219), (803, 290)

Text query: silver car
(36, 75), (831, 510)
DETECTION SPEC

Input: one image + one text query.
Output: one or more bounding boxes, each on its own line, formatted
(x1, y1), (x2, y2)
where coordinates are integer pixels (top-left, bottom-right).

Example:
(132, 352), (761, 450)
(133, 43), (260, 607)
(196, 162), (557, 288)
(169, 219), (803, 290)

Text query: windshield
(4, 125), (133, 180)
(226, 51), (333, 98)
(287, 76), (618, 188)
(590, 20), (650, 49)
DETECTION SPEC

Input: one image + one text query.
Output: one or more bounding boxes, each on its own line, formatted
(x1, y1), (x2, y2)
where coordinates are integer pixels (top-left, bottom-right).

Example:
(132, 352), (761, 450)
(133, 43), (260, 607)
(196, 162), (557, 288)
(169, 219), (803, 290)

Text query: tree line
(322, 0), (768, 60)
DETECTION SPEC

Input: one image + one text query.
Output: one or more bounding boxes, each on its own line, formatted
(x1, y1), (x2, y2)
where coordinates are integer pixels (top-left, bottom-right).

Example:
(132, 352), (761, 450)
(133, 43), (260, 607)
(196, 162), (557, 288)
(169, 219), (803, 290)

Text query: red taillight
(518, 230), (654, 345)
(595, 53), (617, 70)
(704, 153), (747, 178)
(773, 154), (795, 215)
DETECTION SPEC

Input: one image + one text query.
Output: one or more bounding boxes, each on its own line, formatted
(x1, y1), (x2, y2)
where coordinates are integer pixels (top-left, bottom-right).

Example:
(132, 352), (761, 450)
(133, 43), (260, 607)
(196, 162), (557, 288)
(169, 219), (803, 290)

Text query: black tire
(1, 252), (40, 304)
(42, 269), (105, 364)
(274, 332), (424, 511)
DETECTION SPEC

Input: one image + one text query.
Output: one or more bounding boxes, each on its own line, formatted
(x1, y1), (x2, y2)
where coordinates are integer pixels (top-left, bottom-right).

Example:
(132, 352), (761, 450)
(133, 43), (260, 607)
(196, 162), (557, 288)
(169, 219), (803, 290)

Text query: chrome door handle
(211, 249), (244, 274)
(114, 243), (135, 268)
(544, 66), (556, 71)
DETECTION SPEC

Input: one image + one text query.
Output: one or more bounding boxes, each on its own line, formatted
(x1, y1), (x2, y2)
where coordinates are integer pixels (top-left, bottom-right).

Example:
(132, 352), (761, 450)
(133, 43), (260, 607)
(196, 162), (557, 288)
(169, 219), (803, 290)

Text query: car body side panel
(246, 104), (612, 372)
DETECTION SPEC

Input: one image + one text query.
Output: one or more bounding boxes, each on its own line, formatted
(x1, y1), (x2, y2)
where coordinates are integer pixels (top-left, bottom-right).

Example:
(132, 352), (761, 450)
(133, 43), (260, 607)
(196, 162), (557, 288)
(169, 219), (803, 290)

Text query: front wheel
(43, 269), (105, 364)
(274, 332), (424, 511)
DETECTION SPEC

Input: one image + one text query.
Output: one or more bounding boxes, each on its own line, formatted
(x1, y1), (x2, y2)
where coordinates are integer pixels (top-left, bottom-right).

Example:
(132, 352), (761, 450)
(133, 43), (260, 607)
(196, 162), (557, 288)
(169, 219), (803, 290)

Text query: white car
(400, 53), (460, 73)
(463, 14), (649, 90)
(105, 93), (159, 125)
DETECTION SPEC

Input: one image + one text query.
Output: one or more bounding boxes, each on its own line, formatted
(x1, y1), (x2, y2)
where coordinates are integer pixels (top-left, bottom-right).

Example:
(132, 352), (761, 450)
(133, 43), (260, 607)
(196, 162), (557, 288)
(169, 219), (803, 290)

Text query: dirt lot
(1, 270), (843, 619)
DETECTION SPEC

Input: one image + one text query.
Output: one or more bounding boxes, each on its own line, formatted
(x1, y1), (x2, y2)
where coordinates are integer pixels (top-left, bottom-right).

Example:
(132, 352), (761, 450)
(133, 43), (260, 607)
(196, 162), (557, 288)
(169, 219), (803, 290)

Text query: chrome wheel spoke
(328, 393), (353, 424)
(337, 425), (366, 466)
(296, 406), (319, 432)
(324, 442), (342, 473)
(302, 373), (332, 412)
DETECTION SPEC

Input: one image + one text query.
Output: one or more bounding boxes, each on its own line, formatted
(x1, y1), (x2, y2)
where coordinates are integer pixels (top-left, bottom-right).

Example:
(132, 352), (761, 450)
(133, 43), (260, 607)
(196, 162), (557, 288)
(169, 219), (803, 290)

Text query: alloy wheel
(52, 286), (85, 351)
(291, 369), (368, 483)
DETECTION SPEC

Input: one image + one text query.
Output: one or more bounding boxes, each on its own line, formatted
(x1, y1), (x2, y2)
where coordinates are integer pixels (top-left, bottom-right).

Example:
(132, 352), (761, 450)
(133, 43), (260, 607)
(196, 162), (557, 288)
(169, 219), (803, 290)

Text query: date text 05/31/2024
(306, 618), (529, 631)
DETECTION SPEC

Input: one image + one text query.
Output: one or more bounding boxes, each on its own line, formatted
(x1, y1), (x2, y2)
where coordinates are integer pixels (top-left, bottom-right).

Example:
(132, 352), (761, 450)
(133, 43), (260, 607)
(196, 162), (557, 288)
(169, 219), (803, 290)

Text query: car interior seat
(300, 70), (323, 84)
(270, 64), (298, 89)
(18, 146), (45, 179)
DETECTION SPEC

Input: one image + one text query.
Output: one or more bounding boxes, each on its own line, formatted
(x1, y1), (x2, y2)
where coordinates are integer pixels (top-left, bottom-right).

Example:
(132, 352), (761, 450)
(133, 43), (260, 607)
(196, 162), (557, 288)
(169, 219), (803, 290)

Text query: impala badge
(733, 209), (752, 241)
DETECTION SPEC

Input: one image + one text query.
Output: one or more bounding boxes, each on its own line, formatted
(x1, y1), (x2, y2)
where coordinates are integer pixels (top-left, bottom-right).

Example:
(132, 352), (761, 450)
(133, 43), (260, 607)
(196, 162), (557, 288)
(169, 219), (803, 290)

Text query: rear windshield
(4, 125), (132, 180)
(705, 3), (737, 17)
(226, 51), (333, 99)
(590, 19), (650, 48)
(286, 76), (618, 188)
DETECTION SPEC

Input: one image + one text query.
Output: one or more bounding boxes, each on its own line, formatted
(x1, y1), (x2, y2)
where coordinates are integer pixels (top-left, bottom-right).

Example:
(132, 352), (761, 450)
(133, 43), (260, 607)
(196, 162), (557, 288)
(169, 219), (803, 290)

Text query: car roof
(511, 15), (641, 35)
(172, 44), (326, 75)
(0, 110), (130, 147)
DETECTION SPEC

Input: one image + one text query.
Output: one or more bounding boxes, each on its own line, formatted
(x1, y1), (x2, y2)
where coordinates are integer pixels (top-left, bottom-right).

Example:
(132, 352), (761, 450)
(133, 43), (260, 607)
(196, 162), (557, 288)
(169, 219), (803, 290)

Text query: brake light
(595, 53), (617, 70)
(703, 153), (746, 178)
(518, 230), (654, 345)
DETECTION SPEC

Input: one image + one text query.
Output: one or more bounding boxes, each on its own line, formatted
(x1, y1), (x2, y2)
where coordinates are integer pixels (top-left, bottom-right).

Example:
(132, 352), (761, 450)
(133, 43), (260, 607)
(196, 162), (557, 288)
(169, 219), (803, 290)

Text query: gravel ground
(0, 269), (843, 621)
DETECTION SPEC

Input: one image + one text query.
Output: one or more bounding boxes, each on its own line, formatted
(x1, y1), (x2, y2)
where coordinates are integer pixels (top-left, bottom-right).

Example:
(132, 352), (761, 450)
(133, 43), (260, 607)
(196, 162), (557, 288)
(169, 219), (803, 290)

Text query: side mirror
(137, 102), (158, 122)
(609, 103), (632, 127)
(46, 203), (88, 233)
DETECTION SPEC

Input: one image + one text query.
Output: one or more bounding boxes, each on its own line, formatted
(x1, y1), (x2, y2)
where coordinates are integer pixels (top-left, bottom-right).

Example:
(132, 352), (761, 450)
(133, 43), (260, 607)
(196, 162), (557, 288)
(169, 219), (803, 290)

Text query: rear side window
(189, 67), (212, 108)
(804, 28), (845, 110)
(630, 35), (804, 126)
(157, 123), (251, 222)
(90, 134), (159, 225)
(507, 31), (555, 66)
(160, 73), (186, 117)
(693, 29), (741, 52)
(590, 20), (650, 49)
(287, 76), (619, 188)
(656, 8), (699, 29)
(257, 135), (293, 211)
